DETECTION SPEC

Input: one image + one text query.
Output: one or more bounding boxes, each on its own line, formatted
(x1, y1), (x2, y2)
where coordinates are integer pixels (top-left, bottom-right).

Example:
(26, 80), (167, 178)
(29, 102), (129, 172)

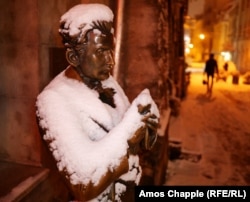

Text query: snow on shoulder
(59, 4), (114, 38)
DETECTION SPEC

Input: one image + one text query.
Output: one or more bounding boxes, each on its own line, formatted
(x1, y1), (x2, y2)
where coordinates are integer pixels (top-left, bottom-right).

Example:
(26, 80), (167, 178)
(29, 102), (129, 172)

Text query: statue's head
(59, 4), (115, 81)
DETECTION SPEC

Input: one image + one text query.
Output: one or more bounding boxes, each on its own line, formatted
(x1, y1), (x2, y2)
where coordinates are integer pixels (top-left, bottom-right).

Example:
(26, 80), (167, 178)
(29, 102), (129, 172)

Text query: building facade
(186, 0), (250, 73)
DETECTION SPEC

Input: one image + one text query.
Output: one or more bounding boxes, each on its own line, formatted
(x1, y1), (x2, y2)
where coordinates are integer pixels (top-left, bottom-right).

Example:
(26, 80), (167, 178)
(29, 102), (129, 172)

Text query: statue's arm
(69, 155), (129, 201)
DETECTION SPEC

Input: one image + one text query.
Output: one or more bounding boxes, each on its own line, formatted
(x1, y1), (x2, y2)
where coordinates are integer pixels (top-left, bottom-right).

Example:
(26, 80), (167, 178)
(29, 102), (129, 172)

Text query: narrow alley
(166, 71), (250, 186)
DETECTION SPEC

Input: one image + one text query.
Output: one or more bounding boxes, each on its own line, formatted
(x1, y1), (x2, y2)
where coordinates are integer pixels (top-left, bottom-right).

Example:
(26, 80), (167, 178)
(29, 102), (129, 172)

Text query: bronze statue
(36, 4), (159, 201)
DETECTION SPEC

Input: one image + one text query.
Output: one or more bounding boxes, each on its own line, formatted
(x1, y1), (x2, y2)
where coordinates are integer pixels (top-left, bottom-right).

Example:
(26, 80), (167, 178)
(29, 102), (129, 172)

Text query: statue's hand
(127, 104), (159, 154)
(140, 104), (159, 150)
(141, 112), (159, 150)
(127, 126), (146, 155)
(138, 103), (158, 133)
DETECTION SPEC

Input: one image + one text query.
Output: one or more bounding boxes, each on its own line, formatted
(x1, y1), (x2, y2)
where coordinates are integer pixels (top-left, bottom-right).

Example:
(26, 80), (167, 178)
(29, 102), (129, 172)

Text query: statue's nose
(105, 50), (115, 65)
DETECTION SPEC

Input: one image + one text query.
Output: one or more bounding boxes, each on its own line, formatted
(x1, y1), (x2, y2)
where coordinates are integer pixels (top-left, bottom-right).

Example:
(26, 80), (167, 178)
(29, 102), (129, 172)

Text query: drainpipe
(113, 0), (124, 80)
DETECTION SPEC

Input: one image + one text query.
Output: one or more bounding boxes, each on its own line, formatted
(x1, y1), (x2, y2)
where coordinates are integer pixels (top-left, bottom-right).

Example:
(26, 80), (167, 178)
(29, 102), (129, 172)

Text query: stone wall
(115, 0), (187, 112)
(117, 0), (160, 104)
(0, 0), (41, 165)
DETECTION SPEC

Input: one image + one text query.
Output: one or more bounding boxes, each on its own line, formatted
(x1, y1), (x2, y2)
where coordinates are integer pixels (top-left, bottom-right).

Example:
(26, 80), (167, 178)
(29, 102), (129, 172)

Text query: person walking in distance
(204, 53), (218, 95)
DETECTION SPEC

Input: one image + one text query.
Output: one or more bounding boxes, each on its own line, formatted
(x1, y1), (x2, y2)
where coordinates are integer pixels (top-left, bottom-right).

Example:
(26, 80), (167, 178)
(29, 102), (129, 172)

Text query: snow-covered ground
(165, 72), (250, 185)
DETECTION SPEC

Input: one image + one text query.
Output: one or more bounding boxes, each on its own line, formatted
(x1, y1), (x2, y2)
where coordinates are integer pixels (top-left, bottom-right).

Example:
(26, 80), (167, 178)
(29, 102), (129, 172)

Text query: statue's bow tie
(92, 81), (116, 108)
(74, 66), (116, 108)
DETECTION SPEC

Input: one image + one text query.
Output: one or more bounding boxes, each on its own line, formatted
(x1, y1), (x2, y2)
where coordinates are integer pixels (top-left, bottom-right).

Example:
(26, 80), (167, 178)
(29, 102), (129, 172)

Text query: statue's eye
(96, 49), (104, 55)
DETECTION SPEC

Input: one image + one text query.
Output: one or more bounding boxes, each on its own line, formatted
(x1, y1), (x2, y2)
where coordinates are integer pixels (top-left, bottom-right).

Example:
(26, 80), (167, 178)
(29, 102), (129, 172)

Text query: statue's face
(78, 30), (115, 81)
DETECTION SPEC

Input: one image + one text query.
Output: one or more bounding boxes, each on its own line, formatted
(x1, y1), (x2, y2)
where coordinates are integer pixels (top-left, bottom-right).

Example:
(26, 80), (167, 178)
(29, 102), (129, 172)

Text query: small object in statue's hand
(137, 104), (151, 115)
(144, 126), (158, 150)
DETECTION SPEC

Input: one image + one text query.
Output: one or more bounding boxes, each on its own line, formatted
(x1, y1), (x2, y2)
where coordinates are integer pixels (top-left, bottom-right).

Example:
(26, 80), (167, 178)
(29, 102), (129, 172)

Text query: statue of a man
(36, 4), (159, 201)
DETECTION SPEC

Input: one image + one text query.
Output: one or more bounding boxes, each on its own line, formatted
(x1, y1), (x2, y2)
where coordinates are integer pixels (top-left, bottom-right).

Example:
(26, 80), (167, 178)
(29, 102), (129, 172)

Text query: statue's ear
(66, 49), (79, 67)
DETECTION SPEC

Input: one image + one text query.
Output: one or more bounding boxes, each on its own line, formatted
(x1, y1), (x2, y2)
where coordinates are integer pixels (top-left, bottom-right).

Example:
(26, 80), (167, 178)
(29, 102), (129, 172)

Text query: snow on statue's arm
(36, 86), (159, 201)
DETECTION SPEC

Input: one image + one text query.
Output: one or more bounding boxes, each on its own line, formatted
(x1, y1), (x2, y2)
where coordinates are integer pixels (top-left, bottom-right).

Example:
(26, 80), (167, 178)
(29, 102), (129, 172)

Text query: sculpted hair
(59, 20), (114, 51)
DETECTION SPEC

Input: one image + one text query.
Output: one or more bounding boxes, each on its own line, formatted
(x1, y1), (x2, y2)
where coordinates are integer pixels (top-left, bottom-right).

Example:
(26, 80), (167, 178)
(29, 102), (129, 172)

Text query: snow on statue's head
(59, 4), (114, 49)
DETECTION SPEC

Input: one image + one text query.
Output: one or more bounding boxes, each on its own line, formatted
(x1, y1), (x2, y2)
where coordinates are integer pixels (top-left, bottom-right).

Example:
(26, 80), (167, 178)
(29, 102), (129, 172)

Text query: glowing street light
(199, 34), (205, 40)
(188, 43), (194, 48)
(185, 47), (190, 54)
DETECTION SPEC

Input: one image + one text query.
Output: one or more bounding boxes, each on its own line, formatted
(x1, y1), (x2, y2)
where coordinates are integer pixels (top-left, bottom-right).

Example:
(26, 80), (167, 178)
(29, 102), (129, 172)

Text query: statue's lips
(101, 65), (113, 74)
